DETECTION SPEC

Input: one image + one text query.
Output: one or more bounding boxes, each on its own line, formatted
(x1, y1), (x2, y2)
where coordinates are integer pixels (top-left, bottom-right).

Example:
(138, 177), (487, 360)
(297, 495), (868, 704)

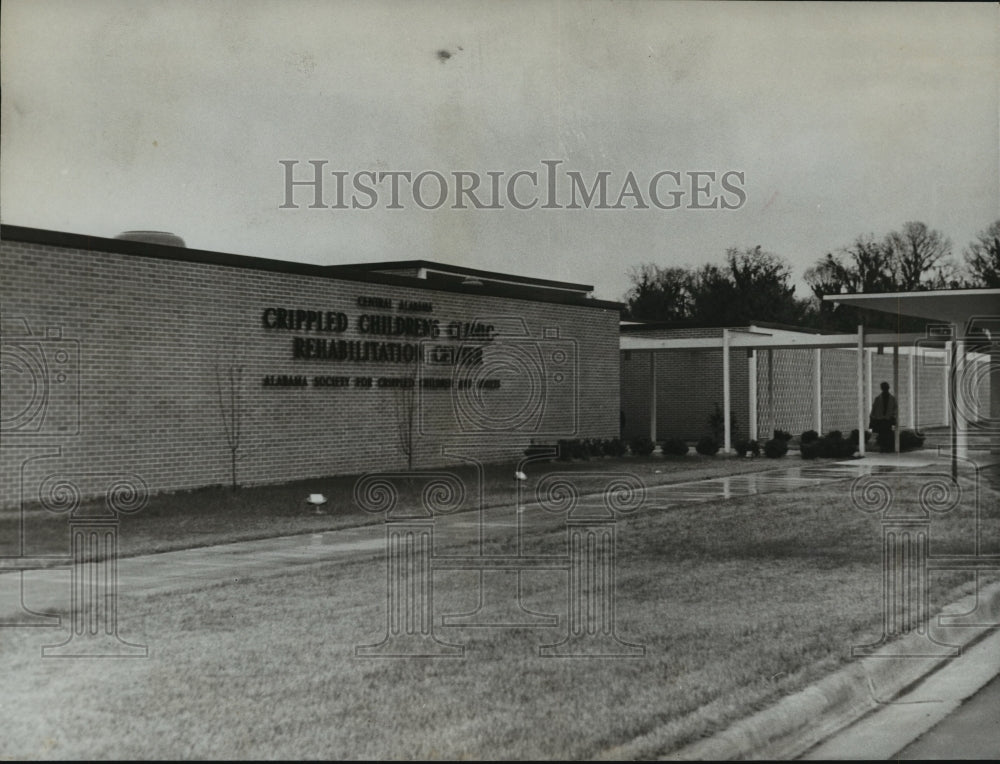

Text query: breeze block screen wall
(0, 227), (622, 507)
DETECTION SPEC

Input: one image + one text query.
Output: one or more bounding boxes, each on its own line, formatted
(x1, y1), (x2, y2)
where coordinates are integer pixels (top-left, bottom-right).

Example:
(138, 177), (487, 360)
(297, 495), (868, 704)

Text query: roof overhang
(620, 329), (929, 351)
(822, 288), (1000, 326)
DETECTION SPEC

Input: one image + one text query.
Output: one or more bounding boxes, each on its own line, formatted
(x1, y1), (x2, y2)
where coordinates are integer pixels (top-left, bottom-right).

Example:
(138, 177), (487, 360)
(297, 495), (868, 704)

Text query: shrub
(602, 438), (628, 457)
(822, 431), (856, 458)
(660, 437), (689, 457)
(557, 439), (590, 460)
(800, 430), (820, 445)
(773, 429), (793, 442)
(629, 436), (656, 456)
(900, 430), (925, 451)
(819, 431), (842, 458)
(584, 438), (605, 458)
(799, 430), (858, 459)
(696, 437), (720, 456)
(734, 439), (761, 457)
(763, 437), (788, 458)
(800, 440), (822, 459)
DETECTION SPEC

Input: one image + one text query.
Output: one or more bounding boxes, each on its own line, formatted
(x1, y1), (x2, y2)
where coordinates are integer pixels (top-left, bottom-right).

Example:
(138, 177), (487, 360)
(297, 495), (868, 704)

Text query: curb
(657, 578), (1000, 760)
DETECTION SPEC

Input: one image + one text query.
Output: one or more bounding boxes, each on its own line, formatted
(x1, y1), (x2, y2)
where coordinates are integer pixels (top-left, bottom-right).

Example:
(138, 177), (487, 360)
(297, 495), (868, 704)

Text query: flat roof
(619, 319), (837, 334)
(824, 288), (1000, 325)
(336, 259), (594, 293)
(1, 225), (621, 311)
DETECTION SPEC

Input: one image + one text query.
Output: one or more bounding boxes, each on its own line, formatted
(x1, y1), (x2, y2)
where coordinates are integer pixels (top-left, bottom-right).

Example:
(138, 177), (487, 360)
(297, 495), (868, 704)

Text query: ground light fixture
(306, 493), (328, 514)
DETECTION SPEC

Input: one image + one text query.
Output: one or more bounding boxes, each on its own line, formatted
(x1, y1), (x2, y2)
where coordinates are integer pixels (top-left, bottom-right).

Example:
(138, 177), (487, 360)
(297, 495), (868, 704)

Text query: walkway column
(944, 342), (951, 427)
(857, 326), (866, 457)
(865, 348), (874, 424)
(992, 344), (1000, 454)
(813, 348), (823, 433)
(722, 329), (731, 453)
(955, 332), (968, 460)
(908, 350), (916, 429)
(648, 352), (657, 442)
(893, 344), (900, 453)
(748, 349), (758, 442)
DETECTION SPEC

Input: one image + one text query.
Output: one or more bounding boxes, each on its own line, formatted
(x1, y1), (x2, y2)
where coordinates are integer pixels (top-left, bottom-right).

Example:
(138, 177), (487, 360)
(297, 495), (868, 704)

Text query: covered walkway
(622, 288), (998, 461)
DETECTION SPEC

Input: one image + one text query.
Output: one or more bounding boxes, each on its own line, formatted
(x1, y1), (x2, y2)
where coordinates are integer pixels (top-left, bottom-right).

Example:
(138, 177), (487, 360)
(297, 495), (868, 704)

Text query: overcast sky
(2, 0), (997, 301)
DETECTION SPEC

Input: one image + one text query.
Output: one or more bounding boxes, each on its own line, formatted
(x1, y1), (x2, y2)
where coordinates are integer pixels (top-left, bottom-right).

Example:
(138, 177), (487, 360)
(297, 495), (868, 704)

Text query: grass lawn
(4, 450), (813, 561)
(2, 461), (997, 759)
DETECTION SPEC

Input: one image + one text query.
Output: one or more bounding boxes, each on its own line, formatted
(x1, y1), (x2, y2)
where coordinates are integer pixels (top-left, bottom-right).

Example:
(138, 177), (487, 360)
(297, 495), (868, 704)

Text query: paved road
(896, 673), (1000, 760)
(801, 626), (1000, 760)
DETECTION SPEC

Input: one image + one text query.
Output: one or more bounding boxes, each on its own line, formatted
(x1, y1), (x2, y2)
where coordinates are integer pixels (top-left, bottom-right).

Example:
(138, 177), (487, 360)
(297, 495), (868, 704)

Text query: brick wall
(620, 334), (960, 446)
(620, 328), (750, 442)
(0, 237), (619, 507)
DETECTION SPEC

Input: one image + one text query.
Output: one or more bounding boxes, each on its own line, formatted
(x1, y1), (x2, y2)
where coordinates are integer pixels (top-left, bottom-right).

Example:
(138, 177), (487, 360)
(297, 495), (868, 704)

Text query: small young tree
(215, 362), (244, 491)
(394, 369), (418, 470)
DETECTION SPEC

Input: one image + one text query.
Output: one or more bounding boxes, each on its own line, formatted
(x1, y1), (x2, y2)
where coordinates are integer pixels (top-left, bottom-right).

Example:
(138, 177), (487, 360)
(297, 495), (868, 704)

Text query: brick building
(0, 226), (622, 507)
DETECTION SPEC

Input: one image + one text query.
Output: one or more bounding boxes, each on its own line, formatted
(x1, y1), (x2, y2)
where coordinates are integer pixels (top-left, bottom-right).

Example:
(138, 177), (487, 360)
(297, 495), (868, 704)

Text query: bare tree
(964, 220), (1000, 287)
(215, 362), (244, 491)
(623, 263), (694, 321)
(886, 221), (954, 290)
(805, 235), (897, 296)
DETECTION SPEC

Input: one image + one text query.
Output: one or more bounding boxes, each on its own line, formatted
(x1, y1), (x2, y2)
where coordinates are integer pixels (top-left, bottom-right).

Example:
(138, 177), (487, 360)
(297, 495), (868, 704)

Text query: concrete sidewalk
(0, 523), (389, 623)
(1, 458), (892, 623)
(801, 624), (1000, 759)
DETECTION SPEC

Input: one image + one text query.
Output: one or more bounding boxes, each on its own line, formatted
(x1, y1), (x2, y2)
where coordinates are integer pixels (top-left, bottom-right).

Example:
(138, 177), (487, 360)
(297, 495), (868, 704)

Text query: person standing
(869, 381), (898, 452)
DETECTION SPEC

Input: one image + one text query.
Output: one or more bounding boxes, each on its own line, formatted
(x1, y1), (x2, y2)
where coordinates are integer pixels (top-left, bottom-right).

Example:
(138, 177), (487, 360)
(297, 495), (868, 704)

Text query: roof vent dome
(115, 230), (186, 248)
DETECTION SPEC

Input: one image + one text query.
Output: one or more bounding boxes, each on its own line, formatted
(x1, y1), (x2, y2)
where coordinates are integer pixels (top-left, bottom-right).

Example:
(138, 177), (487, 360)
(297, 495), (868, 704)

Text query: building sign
(259, 298), (500, 391)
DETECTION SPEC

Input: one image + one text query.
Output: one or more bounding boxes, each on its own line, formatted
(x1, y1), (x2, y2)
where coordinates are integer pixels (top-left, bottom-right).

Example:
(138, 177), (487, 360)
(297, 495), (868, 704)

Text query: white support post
(944, 343), (951, 427)
(991, 345), (1000, 455)
(649, 351), (657, 443)
(748, 349), (758, 442)
(857, 326), (866, 457)
(813, 348), (823, 434)
(865, 347), (874, 422)
(723, 329), (731, 453)
(908, 350), (916, 429)
(767, 349), (774, 438)
(955, 334), (968, 460)
(893, 343), (900, 453)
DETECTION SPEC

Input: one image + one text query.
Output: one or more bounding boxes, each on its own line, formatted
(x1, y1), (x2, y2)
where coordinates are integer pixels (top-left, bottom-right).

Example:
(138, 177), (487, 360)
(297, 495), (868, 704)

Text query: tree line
(623, 220), (1000, 331)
